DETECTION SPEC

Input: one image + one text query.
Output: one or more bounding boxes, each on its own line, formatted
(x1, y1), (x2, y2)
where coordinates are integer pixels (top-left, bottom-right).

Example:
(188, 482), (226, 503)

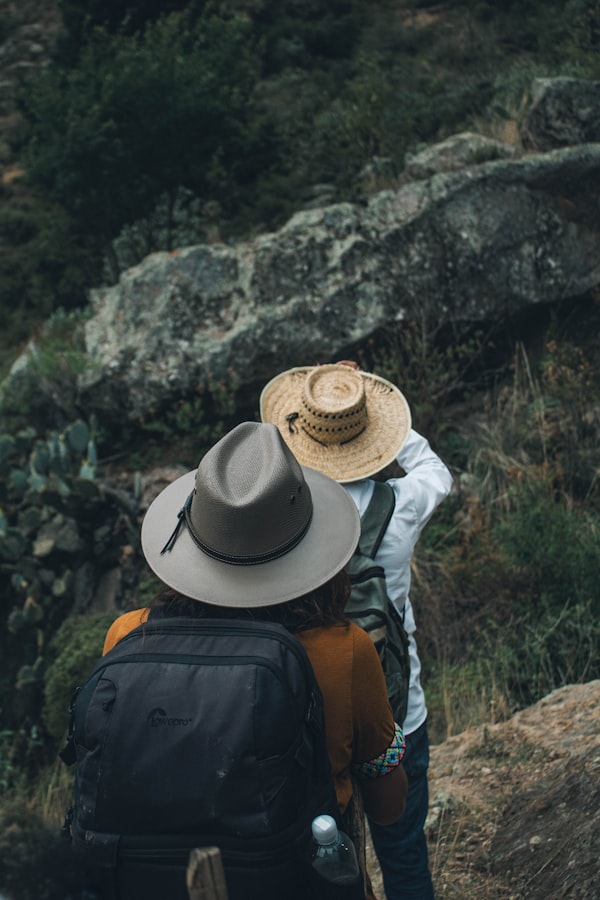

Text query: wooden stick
(187, 847), (229, 900)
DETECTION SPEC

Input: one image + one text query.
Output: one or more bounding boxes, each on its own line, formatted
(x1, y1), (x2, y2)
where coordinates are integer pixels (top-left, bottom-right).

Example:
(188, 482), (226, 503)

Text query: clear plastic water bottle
(311, 814), (361, 885)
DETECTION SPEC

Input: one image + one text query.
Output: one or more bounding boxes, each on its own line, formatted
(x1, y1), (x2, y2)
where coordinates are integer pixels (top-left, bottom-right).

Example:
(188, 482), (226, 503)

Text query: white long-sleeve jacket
(343, 429), (453, 735)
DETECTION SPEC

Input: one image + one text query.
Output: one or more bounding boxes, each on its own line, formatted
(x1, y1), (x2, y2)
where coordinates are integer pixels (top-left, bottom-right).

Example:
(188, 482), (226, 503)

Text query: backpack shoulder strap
(356, 481), (395, 560)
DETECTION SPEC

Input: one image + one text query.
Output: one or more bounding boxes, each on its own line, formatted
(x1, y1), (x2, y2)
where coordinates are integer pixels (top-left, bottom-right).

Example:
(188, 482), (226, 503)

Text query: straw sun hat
(141, 421), (360, 608)
(260, 364), (411, 483)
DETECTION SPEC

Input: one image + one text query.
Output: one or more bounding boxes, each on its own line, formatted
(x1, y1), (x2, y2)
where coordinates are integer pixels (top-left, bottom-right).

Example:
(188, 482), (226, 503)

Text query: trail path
(366, 681), (600, 899)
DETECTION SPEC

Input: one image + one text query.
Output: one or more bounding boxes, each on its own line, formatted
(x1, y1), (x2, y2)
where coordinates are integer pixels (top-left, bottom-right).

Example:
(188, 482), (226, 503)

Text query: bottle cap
(311, 814), (338, 846)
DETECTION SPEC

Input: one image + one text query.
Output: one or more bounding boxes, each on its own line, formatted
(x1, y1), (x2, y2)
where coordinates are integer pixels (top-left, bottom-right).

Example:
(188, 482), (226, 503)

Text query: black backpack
(60, 617), (365, 900)
(345, 482), (411, 725)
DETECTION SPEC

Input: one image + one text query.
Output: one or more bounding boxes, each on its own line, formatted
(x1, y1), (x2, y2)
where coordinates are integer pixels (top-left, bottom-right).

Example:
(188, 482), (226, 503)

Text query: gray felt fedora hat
(141, 422), (360, 607)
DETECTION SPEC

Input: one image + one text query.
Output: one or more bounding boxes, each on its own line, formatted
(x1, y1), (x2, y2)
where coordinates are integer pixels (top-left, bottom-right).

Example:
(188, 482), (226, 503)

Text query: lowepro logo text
(147, 707), (193, 728)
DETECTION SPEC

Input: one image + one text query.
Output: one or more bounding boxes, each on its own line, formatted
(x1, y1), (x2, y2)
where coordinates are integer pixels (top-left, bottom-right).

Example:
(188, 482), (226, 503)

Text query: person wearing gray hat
(102, 422), (407, 899)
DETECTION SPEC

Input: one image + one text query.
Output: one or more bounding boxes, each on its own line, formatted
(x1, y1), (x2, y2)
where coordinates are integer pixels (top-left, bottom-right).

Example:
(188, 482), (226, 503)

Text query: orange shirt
(103, 610), (395, 814)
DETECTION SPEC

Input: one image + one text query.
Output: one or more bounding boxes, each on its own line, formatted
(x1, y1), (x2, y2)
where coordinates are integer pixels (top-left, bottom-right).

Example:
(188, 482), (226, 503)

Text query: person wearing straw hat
(102, 421), (408, 899)
(260, 363), (453, 900)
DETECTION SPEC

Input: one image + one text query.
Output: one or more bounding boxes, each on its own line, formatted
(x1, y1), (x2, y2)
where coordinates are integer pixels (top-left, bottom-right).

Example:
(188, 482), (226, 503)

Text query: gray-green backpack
(345, 482), (411, 725)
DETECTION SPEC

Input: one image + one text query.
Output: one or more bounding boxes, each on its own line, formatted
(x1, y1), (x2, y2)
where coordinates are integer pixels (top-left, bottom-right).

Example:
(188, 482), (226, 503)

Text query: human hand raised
(335, 359), (360, 371)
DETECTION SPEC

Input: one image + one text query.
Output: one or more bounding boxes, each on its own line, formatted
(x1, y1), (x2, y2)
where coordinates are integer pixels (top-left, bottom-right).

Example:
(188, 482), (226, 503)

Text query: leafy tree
(561, 0), (600, 76)
(243, 0), (368, 73)
(16, 9), (265, 279)
(56, 0), (193, 63)
(0, 185), (99, 363)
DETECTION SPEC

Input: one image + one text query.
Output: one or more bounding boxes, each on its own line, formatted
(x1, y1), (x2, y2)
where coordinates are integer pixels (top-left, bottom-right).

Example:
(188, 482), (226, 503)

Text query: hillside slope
(367, 680), (600, 899)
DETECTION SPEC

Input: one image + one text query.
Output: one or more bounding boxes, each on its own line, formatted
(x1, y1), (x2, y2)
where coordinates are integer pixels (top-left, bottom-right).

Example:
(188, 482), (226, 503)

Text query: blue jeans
(368, 720), (435, 900)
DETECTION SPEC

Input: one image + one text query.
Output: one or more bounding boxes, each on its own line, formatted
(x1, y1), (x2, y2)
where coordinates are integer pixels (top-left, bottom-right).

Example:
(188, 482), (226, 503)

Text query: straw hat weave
(260, 364), (411, 483)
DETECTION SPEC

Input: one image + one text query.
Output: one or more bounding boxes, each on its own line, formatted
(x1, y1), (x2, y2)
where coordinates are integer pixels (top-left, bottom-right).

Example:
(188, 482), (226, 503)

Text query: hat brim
(260, 367), (411, 483)
(141, 465), (360, 607)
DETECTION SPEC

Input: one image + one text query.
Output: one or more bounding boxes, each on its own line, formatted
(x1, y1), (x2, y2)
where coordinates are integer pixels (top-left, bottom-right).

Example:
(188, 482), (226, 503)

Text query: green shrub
(0, 202), (98, 369)
(424, 591), (600, 742)
(494, 483), (600, 609)
(0, 308), (93, 432)
(0, 798), (105, 900)
(43, 613), (115, 740)
(467, 338), (600, 519)
(412, 324), (600, 740)
(559, 0), (600, 77)
(0, 726), (43, 796)
(16, 9), (266, 279)
(479, 596), (600, 710)
(0, 409), (141, 743)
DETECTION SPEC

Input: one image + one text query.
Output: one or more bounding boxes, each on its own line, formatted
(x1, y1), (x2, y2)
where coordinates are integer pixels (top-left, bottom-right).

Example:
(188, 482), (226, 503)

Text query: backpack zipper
(102, 621), (321, 723)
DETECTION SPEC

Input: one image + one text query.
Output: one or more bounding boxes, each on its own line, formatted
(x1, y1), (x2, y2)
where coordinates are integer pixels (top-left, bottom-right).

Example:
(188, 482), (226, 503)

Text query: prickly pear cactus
(0, 416), (139, 737)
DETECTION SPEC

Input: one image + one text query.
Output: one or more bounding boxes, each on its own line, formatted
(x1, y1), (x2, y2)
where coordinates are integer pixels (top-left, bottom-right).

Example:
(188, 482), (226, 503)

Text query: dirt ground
(365, 680), (600, 899)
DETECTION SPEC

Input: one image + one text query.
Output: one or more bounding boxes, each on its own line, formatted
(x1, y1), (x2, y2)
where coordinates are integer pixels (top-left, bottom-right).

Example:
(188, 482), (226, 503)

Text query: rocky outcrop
(78, 141), (600, 423)
(403, 131), (517, 180)
(421, 680), (600, 900)
(521, 77), (600, 152)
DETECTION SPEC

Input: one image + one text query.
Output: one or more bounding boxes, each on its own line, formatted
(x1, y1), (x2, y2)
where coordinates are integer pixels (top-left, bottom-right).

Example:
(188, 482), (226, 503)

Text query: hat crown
(300, 365), (367, 447)
(259, 364), (412, 483)
(190, 422), (312, 563)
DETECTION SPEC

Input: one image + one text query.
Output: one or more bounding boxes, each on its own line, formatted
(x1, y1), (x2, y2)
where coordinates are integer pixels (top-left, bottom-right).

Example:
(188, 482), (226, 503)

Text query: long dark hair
(149, 569), (351, 632)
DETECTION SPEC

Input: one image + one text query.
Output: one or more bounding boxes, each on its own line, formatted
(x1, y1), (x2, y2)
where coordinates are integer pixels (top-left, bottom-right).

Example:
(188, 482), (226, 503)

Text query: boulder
(404, 131), (516, 180)
(78, 140), (600, 424)
(521, 77), (600, 151)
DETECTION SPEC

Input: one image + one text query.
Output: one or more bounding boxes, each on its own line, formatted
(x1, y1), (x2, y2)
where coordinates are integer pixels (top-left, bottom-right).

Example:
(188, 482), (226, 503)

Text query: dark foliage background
(2, 0), (599, 362)
(0, 5), (599, 897)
